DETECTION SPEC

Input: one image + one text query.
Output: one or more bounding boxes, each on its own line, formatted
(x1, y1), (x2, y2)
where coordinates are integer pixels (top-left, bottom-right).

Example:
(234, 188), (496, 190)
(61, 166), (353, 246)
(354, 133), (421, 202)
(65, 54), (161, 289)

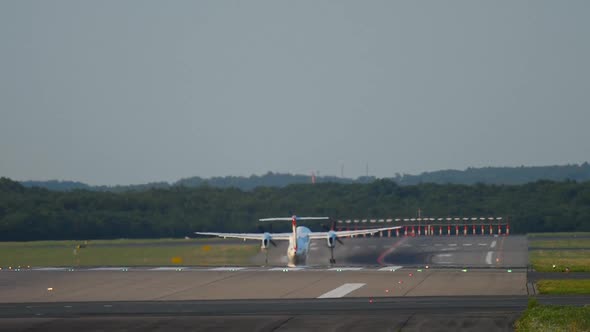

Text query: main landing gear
(263, 248), (269, 266)
(329, 246), (336, 265)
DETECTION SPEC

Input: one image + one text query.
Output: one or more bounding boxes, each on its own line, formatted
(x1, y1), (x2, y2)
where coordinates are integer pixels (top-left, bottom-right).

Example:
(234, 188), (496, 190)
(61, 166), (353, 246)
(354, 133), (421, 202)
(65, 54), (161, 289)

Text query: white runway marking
(378, 266), (402, 272)
(88, 267), (128, 271)
(438, 261), (453, 264)
(353, 245), (361, 251)
(310, 247), (319, 251)
(490, 240), (497, 248)
(448, 244), (457, 247)
(31, 267), (68, 271)
(150, 267), (185, 271)
(463, 243), (472, 246)
(269, 267), (303, 271)
(437, 254), (453, 257)
(434, 243), (443, 246)
(329, 267), (363, 271)
(478, 243), (488, 246)
(441, 247), (458, 251)
(208, 267), (245, 271)
(401, 244), (412, 247)
(485, 251), (493, 265)
(317, 283), (366, 298)
(368, 245), (377, 250)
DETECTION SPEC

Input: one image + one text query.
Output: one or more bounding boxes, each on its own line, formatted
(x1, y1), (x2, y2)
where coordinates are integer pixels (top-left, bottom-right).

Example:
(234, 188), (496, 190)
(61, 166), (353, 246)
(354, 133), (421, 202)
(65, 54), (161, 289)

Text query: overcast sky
(1, 1), (589, 185)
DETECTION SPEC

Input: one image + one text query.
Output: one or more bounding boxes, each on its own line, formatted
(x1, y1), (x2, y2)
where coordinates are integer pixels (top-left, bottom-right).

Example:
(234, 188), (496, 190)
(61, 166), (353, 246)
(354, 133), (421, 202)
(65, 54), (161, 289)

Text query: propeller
(257, 224), (277, 247)
(321, 222), (344, 245)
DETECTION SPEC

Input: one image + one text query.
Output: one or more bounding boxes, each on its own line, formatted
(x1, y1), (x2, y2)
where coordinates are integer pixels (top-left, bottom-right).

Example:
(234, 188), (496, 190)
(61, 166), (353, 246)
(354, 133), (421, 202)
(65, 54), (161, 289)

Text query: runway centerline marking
(485, 251), (493, 265)
(463, 244), (472, 246)
(490, 240), (497, 248)
(378, 266), (402, 272)
(32, 267), (68, 271)
(150, 267), (186, 271)
(317, 283), (365, 298)
(89, 267), (128, 271)
(478, 243), (488, 246)
(434, 244), (443, 246)
(270, 267), (303, 271)
(328, 267), (363, 271)
(208, 267), (245, 271)
(448, 244), (457, 247)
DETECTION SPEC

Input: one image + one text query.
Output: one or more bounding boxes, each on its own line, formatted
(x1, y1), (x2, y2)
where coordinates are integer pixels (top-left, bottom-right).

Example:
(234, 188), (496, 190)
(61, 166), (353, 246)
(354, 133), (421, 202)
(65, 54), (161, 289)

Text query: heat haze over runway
(251, 235), (528, 268)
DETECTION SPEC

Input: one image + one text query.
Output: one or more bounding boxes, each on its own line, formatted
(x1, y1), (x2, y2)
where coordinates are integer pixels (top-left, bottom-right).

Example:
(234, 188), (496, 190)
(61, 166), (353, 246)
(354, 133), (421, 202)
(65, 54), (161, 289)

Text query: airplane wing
(307, 226), (402, 239)
(195, 232), (293, 240)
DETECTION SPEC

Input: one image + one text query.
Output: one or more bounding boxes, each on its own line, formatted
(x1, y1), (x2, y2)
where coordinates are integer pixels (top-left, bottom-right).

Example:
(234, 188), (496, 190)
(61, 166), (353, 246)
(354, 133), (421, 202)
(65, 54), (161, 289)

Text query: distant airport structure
(335, 217), (509, 237)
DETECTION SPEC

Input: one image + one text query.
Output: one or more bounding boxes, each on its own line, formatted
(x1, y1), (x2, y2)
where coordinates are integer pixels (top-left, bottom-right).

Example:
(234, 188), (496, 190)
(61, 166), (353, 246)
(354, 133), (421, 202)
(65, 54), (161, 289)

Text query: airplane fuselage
(287, 226), (311, 267)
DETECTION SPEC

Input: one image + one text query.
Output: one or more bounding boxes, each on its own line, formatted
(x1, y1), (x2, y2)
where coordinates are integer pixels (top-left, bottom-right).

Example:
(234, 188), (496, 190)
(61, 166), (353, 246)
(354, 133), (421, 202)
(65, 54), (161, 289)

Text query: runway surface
(252, 235), (528, 268)
(0, 268), (528, 303)
(1, 296), (588, 331)
(0, 234), (553, 331)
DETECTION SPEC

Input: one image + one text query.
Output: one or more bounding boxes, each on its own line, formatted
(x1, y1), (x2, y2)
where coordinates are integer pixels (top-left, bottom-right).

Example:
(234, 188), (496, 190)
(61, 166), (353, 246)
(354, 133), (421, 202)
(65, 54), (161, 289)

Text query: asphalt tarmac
(252, 234), (528, 268)
(1, 296), (588, 331)
(0, 234), (565, 331)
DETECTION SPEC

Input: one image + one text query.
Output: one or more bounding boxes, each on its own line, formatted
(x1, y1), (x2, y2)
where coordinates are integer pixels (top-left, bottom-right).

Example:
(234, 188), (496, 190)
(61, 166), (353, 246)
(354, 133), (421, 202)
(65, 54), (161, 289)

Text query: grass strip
(529, 250), (590, 272)
(537, 280), (590, 295)
(528, 232), (590, 238)
(0, 238), (228, 247)
(529, 238), (590, 249)
(0, 243), (259, 267)
(515, 299), (590, 332)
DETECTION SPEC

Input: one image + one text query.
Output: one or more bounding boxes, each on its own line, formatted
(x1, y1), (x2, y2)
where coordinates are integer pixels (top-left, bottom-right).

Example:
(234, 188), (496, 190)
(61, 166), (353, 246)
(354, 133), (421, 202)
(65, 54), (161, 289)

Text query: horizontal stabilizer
(259, 216), (329, 222)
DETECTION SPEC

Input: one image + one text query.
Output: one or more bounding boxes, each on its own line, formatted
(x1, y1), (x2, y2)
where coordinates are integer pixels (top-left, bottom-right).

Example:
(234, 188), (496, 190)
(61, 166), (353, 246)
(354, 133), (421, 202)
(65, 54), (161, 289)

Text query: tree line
(19, 163), (590, 192)
(1, 177), (589, 241)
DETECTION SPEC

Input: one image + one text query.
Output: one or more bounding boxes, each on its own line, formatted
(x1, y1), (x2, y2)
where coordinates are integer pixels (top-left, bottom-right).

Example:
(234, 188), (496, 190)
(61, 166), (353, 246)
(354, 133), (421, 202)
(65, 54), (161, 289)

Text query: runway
(251, 235), (528, 268)
(0, 235), (529, 302)
(1, 296), (588, 331)
(0, 268), (527, 303)
(0, 235), (555, 331)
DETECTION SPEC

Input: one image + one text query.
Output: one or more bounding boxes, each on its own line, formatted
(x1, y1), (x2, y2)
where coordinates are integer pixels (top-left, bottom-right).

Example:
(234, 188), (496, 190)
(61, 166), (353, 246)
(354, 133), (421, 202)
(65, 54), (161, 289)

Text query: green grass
(537, 280), (590, 295)
(529, 250), (590, 272)
(515, 300), (590, 332)
(0, 239), (259, 267)
(528, 232), (590, 238)
(0, 238), (226, 247)
(530, 238), (590, 249)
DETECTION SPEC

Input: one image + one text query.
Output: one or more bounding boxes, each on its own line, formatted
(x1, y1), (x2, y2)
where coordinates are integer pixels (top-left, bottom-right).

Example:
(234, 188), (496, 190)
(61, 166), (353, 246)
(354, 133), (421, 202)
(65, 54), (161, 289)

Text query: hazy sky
(1, 1), (589, 185)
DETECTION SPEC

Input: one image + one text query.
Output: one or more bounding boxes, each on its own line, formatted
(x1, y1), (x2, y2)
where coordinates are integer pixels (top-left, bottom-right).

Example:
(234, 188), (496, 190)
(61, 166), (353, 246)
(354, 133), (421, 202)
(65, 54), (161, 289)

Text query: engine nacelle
(326, 231), (337, 248)
(261, 232), (272, 249)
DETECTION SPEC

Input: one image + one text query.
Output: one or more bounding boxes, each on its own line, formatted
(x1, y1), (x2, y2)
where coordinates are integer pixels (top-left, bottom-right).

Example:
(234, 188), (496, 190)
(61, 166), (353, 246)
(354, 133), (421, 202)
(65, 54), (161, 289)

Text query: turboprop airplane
(195, 215), (402, 266)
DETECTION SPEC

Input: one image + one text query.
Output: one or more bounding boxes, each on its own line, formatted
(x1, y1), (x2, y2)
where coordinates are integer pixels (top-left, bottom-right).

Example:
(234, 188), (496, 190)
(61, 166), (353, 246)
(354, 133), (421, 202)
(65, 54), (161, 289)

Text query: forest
(2, 177), (590, 241)
(20, 163), (590, 192)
